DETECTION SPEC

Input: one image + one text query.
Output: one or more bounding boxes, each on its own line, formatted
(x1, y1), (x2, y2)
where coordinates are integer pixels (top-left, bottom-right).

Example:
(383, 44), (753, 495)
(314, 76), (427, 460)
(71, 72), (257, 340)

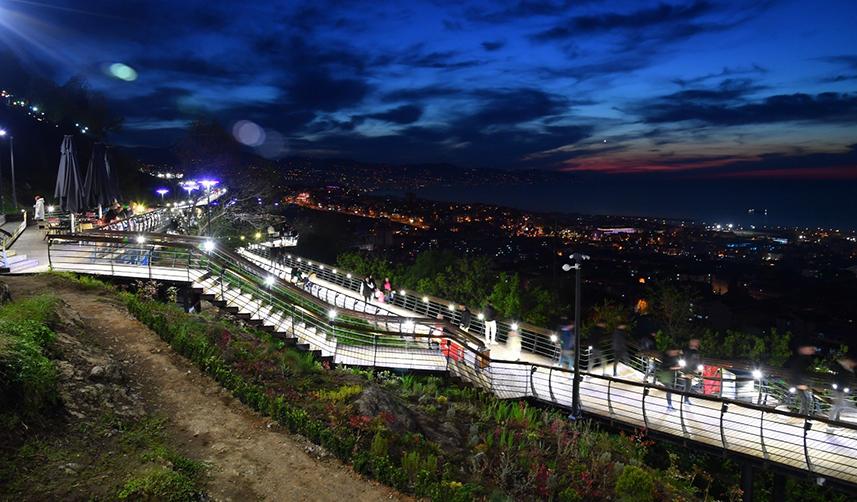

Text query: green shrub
(615, 465), (655, 502)
(0, 297), (59, 424)
(117, 466), (201, 501)
(316, 384), (363, 402)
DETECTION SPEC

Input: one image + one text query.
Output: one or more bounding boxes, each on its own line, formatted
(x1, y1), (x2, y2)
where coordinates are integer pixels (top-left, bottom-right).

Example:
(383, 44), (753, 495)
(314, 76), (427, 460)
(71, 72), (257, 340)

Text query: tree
(489, 273), (522, 318)
(590, 300), (627, 333)
(650, 284), (698, 347)
(522, 285), (560, 326)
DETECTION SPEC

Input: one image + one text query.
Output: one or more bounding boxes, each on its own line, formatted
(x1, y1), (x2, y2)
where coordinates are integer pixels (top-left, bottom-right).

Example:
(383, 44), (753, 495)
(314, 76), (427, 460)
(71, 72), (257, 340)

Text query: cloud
(481, 40), (505, 51)
(467, 88), (568, 125)
(365, 105), (423, 124)
(531, 1), (716, 41)
(639, 91), (857, 125)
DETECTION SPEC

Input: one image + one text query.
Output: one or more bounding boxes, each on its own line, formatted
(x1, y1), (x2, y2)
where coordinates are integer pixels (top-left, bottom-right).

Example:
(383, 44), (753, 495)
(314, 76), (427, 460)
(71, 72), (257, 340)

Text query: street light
(0, 128), (16, 209)
(562, 252), (590, 418)
(156, 188), (169, 203)
(198, 179), (219, 237)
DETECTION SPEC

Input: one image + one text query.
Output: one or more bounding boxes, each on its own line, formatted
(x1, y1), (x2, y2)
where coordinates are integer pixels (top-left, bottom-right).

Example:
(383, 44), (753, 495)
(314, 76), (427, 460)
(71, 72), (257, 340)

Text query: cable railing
(43, 232), (857, 486)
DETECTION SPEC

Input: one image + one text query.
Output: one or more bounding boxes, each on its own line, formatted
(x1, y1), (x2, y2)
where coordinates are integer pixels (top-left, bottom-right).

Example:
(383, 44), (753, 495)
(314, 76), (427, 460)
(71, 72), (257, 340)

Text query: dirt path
(4, 276), (407, 502)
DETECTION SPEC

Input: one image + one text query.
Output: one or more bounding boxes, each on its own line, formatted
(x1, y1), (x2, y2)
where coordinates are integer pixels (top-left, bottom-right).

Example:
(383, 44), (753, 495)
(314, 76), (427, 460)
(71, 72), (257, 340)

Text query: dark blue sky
(2, 0), (856, 178)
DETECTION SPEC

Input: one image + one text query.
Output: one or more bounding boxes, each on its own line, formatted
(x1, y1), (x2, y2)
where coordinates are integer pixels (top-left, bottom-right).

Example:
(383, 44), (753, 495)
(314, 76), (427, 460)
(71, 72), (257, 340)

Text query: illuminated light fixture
(588, 345), (593, 351)
(477, 313), (485, 321)
(287, 255), (292, 259)
(845, 387), (851, 394)
(47, 205), (55, 213)
(550, 334), (558, 343)
(264, 276), (275, 287)
(511, 322), (519, 331)
(203, 240), (215, 253)
(752, 369), (763, 380)
(422, 296), (429, 303)
(240, 235), (245, 241)
(254, 232), (262, 240)
(399, 290), (406, 296)
(678, 359), (686, 368)
(327, 309), (337, 320)
(789, 387), (797, 394)
(697, 364), (704, 372)
(403, 319), (415, 331)
(198, 179), (219, 190)
(297, 258), (302, 262)
(332, 269), (337, 273)
(135, 235), (146, 244)
(346, 273), (352, 279)
(448, 303), (456, 311)
(832, 383), (838, 390)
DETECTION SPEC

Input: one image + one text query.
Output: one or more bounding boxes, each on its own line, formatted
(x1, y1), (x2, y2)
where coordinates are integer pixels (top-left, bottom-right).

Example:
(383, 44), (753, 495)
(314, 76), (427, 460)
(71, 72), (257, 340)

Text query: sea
(379, 178), (857, 231)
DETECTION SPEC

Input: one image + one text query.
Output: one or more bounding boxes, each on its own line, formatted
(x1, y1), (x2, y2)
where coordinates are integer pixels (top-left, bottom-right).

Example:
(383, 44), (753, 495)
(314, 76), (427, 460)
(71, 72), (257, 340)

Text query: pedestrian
(638, 331), (657, 383)
(33, 195), (46, 221)
(506, 328), (522, 361)
(383, 277), (393, 302)
(483, 303), (497, 345)
(587, 322), (607, 374)
(681, 338), (702, 404)
(558, 318), (575, 370)
(657, 348), (683, 412)
(611, 324), (630, 377)
(787, 343), (816, 415)
(829, 357), (856, 422)
(360, 274), (373, 303)
(458, 304), (472, 332)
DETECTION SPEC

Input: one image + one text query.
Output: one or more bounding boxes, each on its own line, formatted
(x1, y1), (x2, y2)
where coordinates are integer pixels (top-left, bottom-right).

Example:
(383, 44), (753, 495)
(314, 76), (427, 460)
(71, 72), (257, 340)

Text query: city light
(0, 129), (6, 136)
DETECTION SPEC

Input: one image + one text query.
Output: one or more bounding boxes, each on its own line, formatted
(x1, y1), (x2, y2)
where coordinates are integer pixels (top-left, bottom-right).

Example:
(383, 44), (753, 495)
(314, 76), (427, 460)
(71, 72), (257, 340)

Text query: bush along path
(96, 274), (705, 502)
(1, 274), (407, 502)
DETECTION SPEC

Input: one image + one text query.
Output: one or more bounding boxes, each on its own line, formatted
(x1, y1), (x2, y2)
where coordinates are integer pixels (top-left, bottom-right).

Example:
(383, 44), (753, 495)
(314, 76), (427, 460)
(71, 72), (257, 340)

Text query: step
(2, 254), (31, 265)
(1, 258), (39, 274)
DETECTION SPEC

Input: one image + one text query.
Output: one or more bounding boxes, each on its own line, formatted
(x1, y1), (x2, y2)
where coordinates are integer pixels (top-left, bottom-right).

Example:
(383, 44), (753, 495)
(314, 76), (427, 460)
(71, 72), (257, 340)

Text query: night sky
(2, 0), (857, 179)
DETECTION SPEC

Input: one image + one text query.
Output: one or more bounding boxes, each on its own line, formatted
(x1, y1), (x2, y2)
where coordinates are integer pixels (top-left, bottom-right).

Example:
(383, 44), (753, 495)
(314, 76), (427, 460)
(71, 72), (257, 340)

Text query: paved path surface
(6, 223), (49, 272)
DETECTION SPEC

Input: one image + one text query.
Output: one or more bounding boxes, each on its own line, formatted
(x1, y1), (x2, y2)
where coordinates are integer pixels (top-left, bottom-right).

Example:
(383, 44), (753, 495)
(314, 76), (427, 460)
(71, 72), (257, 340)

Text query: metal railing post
(719, 403), (728, 449)
(642, 387), (650, 430)
(803, 420), (813, 472)
(607, 379), (614, 416)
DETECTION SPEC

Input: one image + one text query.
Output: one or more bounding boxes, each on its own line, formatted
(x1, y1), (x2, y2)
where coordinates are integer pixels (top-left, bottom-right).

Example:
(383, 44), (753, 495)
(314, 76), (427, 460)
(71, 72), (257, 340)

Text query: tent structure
(83, 142), (120, 217)
(54, 135), (84, 213)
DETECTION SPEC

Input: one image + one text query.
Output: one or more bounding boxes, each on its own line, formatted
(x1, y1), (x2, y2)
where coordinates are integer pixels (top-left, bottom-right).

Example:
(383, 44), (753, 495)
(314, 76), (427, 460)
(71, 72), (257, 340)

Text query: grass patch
(0, 295), (60, 427)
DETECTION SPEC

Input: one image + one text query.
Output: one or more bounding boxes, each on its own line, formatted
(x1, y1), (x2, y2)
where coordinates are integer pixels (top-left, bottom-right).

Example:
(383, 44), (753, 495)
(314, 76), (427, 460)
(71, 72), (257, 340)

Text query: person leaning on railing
(657, 348), (683, 412)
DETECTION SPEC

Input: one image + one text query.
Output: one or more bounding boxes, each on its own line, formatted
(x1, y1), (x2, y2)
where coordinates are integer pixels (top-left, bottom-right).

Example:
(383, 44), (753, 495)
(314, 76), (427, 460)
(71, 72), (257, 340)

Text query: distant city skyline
(1, 0), (856, 181)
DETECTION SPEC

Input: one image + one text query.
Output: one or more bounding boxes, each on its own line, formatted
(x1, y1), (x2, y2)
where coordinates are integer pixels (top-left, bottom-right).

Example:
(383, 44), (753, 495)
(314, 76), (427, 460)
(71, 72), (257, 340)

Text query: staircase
(189, 270), (335, 365)
(0, 250), (40, 274)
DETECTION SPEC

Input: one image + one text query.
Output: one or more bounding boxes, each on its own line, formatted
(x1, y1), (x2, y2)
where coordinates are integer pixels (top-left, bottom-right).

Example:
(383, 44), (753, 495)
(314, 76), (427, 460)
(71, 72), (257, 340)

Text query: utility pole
(563, 252), (590, 418)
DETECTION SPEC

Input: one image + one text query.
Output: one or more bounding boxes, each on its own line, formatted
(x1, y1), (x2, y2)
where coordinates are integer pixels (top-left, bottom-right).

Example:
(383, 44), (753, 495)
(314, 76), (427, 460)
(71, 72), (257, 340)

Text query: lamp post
(198, 179), (219, 237)
(156, 188), (169, 204)
(562, 252), (590, 418)
(0, 129), (14, 210)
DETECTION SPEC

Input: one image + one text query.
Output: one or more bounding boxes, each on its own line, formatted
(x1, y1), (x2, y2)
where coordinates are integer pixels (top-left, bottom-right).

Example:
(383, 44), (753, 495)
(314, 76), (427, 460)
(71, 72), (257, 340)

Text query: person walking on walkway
(611, 324), (630, 377)
(483, 303), (497, 345)
(360, 275), (375, 304)
(558, 318), (575, 370)
(33, 195), (46, 221)
(383, 277), (393, 302)
(587, 322), (607, 374)
(458, 305), (472, 332)
(506, 328), (522, 361)
(657, 348), (683, 412)
(681, 338), (702, 405)
(829, 357), (856, 422)
(787, 343), (816, 415)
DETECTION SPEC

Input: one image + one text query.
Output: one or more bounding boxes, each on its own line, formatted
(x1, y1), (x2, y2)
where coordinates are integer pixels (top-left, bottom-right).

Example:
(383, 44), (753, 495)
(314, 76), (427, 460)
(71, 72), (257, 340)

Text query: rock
(0, 280), (12, 304)
(354, 385), (419, 434)
(89, 366), (106, 380)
